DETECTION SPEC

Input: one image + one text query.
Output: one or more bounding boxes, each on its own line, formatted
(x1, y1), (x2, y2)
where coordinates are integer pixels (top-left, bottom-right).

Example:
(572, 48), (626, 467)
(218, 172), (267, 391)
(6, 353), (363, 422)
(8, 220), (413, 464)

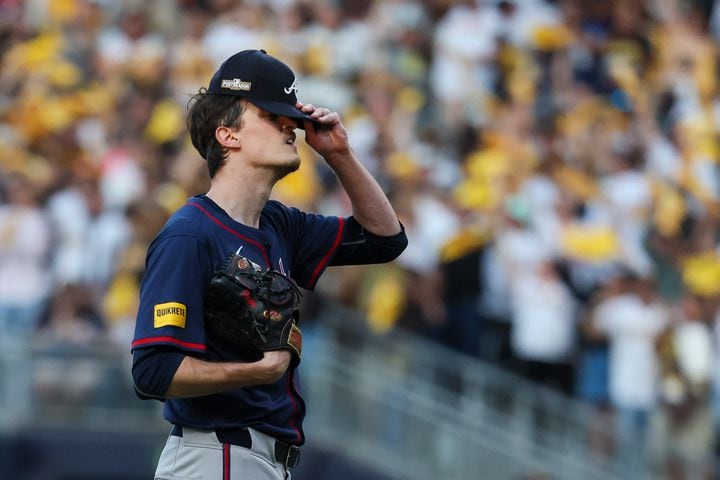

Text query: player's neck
(206, 166), (275, 229)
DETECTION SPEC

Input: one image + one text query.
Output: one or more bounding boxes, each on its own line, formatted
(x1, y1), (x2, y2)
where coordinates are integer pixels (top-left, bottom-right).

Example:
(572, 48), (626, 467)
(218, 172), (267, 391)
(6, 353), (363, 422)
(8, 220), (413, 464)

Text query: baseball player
(131, 49), (407, 480)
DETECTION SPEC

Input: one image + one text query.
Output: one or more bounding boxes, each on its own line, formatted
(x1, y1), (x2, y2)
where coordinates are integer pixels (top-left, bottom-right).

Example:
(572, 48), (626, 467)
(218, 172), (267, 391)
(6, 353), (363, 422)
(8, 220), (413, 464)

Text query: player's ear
(215, 126), (241, 149)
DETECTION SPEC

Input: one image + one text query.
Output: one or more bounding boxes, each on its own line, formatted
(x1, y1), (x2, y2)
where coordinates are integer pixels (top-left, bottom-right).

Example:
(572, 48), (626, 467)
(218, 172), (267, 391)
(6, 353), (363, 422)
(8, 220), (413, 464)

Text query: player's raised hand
(297, 102), (350, 160)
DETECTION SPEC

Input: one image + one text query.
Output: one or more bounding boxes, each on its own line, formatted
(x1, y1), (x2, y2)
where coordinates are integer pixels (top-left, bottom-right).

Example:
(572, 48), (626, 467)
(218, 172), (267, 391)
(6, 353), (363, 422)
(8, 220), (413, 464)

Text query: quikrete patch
(154, 302), (187, 328)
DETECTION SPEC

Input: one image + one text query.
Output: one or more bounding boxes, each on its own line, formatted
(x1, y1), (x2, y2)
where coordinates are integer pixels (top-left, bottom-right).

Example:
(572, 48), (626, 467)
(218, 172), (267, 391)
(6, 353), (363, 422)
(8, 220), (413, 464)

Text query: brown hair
(186, 88), (247, 178)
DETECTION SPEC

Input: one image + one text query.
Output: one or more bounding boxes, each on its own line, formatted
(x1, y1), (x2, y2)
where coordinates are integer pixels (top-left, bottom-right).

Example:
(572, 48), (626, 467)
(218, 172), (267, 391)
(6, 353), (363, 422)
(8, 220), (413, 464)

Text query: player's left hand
(297, 102), (350, 160)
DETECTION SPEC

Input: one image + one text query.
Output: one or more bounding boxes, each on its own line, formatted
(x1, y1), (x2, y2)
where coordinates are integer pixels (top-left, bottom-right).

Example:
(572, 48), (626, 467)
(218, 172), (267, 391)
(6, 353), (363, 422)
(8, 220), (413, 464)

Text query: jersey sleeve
(267, 201), (345, 290)
(329, 217), (407, 266)
(131, 234), (213, 353)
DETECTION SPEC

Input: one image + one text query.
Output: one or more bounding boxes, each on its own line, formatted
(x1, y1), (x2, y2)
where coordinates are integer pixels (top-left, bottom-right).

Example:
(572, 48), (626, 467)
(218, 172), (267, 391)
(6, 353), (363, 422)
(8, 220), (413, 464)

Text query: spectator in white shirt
(651, 294), (715, 479)
(509, 260), (577, 394)
(0, 173), (52, 342)
(591, 276), (669, 451)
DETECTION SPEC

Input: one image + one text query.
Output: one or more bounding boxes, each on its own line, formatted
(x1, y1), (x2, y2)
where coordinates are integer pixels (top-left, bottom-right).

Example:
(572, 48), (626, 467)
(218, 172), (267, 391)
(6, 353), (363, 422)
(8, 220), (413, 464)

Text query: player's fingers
(314, 110), (339, 123)
(310, 107), (330, 117)
(300, 103), (315, 113)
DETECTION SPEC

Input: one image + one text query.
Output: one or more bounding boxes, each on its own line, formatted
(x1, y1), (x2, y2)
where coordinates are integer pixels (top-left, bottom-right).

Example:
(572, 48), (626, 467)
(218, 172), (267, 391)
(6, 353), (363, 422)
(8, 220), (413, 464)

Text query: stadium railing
(0, 304), (653, 479)
(301, 304), (653, 480)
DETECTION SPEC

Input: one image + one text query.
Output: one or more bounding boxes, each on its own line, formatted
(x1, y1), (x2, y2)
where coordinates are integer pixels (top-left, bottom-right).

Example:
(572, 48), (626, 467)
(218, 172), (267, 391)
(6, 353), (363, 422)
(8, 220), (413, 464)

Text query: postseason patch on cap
(154, 302), (187, 328)
(221, 78), (252, 91)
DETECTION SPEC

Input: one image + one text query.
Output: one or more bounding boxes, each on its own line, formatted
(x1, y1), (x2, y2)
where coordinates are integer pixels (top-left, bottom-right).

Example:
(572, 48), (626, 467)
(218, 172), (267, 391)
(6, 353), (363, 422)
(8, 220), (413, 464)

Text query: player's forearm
(165, 352), (290, 398)
(326, 149), (401, 236)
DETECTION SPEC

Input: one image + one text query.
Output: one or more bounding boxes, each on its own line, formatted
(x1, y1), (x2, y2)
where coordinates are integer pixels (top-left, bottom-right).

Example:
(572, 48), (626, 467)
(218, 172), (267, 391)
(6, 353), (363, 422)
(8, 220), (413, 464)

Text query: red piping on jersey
(223, 443), (230, 480)
(131, 336), (206, 351)
(287, 372), (302, 443)
(306, 217), (345, 288)
(187, 202), (271, 267)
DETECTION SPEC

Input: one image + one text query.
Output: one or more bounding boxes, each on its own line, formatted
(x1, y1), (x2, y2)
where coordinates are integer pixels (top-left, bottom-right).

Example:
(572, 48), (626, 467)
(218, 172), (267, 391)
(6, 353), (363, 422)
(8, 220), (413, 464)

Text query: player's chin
(272, 157), (301, 179)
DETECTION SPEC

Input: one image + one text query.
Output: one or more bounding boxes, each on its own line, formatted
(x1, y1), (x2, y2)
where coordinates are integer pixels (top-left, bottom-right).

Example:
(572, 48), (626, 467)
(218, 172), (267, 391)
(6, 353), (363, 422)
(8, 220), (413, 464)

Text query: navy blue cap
(208, 50), (314, 128)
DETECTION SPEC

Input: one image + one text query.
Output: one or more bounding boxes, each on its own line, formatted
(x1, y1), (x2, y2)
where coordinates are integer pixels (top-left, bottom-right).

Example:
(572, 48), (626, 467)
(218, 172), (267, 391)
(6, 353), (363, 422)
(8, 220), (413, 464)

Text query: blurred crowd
(1, 0), (720, 476)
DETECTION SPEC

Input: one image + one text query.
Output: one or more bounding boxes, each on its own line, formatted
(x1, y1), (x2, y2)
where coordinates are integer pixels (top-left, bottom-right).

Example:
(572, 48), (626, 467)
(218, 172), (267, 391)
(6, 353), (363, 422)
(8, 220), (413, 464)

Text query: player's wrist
(322, 146), (353, 165)
(257, 351), (291, 383)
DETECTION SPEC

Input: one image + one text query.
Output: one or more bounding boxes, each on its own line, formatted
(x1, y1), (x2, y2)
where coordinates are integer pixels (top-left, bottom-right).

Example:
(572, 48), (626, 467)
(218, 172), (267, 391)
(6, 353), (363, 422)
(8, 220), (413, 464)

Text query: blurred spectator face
(120, 12), (148, 41)
(4, 173), (36, 207)
(362, 85), (395, 124)
(209, 0), (236, 15)
(497, 0), (516, 18)
(635, 279), (657, 304)
(538, 261), (559, 281)
(680, 295), (703, 322)
(184, 10), (210, 40)
(280, 5), (303, 31)
(78, 180), (103, 217)
(611, 1), (641, 36)
(50, 285), (81, 322)
(314, 2), (341, 29)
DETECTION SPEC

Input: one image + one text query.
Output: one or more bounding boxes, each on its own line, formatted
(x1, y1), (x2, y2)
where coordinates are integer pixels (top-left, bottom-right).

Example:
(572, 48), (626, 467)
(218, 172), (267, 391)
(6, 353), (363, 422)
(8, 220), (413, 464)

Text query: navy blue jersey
(132, 195), (347, 444)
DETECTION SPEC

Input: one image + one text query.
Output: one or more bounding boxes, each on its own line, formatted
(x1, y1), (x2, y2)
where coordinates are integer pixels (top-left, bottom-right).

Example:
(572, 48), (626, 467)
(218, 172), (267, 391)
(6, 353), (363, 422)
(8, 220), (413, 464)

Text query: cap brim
(248, 99), (317, 129)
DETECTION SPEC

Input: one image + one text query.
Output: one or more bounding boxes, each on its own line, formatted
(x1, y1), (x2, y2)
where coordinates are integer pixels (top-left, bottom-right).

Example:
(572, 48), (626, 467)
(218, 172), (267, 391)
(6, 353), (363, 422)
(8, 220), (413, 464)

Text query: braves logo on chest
(236, 244), (290, 276)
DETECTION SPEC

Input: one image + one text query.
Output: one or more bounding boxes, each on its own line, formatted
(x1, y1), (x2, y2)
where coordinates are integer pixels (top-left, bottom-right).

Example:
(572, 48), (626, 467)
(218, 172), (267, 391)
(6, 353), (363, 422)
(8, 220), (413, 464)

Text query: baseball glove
(204, 253), (303, 367)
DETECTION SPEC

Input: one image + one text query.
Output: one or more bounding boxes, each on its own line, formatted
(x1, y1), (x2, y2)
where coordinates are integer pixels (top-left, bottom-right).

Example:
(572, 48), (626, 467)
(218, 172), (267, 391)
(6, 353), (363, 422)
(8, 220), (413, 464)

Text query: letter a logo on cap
(283, 79), (298, 95)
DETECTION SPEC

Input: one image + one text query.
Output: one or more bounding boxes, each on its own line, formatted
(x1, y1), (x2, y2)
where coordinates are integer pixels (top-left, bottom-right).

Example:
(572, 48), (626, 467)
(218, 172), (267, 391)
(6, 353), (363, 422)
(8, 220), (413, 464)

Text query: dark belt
(170, 425), (300, 469)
